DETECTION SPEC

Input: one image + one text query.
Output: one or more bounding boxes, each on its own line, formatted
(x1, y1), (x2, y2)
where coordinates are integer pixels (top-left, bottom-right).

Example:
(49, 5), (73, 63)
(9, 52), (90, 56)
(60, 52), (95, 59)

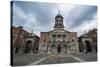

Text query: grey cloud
(12, 1), (97, 36)
(65, 5), (97, 29)
(13, 1), (57, 27)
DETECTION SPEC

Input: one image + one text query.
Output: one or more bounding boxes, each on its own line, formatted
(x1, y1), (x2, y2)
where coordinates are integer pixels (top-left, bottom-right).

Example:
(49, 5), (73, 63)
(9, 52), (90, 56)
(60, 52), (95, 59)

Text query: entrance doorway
(24, 40), (32, 53)
(15, 47), (19, 53)
(58, 44), (61, 53)
(85, 40), (92, 52)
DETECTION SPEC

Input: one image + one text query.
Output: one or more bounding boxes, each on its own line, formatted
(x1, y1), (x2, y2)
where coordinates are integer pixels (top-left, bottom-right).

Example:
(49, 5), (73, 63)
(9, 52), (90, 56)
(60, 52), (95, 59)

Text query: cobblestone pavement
(13, 52), (97, 66)
(37, 54), (79, 65)
(70, 52), (97, 62)
(13, 53), (47, 66)
(37, 52), (97, 65)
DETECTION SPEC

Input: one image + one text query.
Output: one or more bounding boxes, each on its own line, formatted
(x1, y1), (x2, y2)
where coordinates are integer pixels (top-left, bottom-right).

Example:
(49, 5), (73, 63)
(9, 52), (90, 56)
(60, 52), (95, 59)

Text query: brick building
(12, 26), (40, 54)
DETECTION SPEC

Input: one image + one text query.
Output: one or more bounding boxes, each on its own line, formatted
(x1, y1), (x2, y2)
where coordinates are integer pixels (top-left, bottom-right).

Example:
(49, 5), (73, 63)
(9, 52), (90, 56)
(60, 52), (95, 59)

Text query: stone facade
(12, 26), (31, 54)
(39, 12), (79, 54)
(24, 35), (40, 54)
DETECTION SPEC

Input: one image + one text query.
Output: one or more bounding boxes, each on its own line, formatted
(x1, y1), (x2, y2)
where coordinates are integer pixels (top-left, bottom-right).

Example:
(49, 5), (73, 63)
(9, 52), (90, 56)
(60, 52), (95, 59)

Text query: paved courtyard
(13, 53), (47, 66)
(13, 52), (97, 66)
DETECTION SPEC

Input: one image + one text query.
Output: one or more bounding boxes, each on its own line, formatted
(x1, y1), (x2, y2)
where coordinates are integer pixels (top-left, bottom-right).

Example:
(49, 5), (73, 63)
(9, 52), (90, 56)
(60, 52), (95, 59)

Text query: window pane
(57, 34), (61, 37)
(63, 34), (66, 37)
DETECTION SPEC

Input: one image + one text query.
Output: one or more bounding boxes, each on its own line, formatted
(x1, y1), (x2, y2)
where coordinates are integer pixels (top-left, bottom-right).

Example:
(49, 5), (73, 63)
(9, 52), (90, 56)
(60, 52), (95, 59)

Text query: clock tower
(54, 11), (64, 30)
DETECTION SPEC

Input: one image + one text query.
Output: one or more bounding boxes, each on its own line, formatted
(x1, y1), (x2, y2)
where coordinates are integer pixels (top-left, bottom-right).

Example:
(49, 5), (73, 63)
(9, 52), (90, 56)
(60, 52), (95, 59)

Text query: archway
(24, 40), (32, 53)
(85, 40), (92, 52)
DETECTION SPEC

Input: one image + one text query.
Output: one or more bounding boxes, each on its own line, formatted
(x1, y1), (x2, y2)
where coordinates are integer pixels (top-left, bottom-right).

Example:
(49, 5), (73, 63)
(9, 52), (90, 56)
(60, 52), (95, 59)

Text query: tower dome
(54, 11), (64, 29)
(55, 11), (63, 19)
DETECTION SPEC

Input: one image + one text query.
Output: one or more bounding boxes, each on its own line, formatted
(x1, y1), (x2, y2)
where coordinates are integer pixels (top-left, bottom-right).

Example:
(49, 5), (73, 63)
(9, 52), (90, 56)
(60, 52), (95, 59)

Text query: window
(63, 39), (65, 42)
(63, 44), (67, 47)
(63, 34), (66, 38)
(43, 39), (46, 42)
(52, 44), (56, 47)
(57, 34), (61, 38)
(53, 38), (55, 42)
(15, 47), (19, 53)
(73, 44), (76, 46)
(72, 39), (74, 42)
(72, 50), (77, 51)
(52, 34), (56, 38)
(42, 44), (45, 46)
(13, 36), (15, 40)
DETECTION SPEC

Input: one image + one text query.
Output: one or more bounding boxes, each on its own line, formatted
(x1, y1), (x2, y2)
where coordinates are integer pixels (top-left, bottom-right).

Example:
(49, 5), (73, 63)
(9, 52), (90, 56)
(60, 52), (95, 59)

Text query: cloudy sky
(12, 1), (97, 37)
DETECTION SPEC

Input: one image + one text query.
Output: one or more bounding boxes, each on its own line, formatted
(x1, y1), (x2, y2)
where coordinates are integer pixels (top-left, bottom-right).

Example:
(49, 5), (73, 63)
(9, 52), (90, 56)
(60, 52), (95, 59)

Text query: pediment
(49, 29), (69, 33)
